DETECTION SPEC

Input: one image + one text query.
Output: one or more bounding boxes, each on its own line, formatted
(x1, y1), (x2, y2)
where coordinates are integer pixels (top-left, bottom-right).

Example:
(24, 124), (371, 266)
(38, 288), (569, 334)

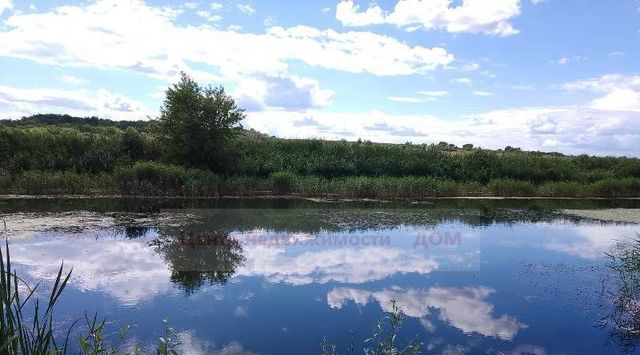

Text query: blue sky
(0, 0), (639, 155)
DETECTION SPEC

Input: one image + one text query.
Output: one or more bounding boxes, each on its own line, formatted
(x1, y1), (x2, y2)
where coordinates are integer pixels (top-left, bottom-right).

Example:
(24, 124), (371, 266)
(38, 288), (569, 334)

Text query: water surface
(2, 198), (640, 354)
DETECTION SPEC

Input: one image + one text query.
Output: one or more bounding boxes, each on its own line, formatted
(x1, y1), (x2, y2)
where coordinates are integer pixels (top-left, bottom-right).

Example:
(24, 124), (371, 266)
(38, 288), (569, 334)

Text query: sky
(0, 0), (639, 156)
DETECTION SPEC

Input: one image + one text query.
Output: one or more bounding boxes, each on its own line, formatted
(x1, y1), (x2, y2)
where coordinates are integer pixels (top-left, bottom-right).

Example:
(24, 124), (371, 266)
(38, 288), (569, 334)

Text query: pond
(1, 197), (640, 354)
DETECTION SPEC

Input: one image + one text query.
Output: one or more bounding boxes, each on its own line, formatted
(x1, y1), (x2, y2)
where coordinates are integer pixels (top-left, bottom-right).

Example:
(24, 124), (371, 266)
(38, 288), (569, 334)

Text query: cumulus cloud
(0, 0), (453, 79)
(236, 3), (255, 15)
(235, 231), (440, 285)
(336, 0), (521, 36)
(543, 224), (637, 259)
(0, 85), (152, 120)
(243, 106), (640, 156)
(9, 235), (173, 306)
(0, 0), (12, 16)
(328, 286), (526, 340)
(235, 75), (333, 111)
(563, 74), (640, 112)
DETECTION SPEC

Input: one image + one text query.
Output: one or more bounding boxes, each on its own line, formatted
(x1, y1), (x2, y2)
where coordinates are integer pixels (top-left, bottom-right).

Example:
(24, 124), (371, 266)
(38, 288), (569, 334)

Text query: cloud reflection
(9, 234), (173, 306)
(328, 286), (526, 340)
(238, 245), (439, 285)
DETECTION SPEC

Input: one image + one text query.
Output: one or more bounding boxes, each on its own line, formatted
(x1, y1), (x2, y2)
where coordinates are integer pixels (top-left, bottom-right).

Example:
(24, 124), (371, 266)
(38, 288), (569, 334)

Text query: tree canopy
(157, 72), (245, 172)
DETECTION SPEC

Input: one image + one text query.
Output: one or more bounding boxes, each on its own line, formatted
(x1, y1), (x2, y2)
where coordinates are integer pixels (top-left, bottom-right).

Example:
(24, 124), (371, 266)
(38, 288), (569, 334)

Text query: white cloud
(387, 96), (426, 103)
(0, 85), (152, 120)
(530, 0), (548, 4)
(563, 74), (640, 112)
(388, 90), (449, 103)
(472, 91), (495, 96)
(0, 0), (453, 79)
(196, 10), (222, 22)
(263, 16), (276, 27)
(243, 105), (640, 156)
(609, 51), (625, 57)
(58, 74), (89, 85)
(235, 75), (334, 111)
(336, 0), (521, 36)
(451, 77), (472, 85)
(553, 55), (587, 65)
(418, 90), (449, 97)
(461, 62), (480, 71)
(183, 2), (198, 10)
(328, 286), (526, 340)
(210, 2), (224, 11)
(0, 0), (12, 16)
(236, 3), (255, 15)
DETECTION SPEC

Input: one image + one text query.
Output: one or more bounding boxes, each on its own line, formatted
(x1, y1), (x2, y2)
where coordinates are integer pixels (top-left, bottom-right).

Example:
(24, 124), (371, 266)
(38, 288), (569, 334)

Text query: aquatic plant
(602, 237), (640, 352)
(271, 171), (296, 195)
(0, 238), (73, 354)
(321, 300), (423, 355)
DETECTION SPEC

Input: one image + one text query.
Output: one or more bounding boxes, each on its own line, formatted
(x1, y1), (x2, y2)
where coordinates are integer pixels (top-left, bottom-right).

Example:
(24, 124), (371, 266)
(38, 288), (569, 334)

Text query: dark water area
(2, 198), (640, 354)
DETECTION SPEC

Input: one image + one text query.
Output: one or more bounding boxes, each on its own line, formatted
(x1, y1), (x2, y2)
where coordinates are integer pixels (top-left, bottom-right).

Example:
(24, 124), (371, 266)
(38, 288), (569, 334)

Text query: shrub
(271, 171), (296, 195)
(588, 178), (640, 197)
(114, 161), (219, 196)
(538, 181), (583, 197)
(488, 179), (536, 197)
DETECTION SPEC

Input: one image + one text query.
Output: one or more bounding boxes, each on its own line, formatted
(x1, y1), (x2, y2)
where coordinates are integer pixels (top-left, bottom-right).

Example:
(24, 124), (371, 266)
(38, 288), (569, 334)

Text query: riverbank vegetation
(1, 73), (640, 198)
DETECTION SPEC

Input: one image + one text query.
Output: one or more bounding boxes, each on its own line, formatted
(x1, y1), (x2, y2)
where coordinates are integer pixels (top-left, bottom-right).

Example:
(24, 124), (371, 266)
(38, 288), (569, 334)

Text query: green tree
(157, 72), (245, 172)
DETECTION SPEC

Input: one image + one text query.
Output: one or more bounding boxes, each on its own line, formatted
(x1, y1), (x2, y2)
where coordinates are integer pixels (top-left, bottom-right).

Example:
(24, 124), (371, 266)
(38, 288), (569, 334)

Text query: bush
(588, 178), (640, 198)
(538, 181), (583, 197)
(14, 171), (93, 195)
(271, 171), (296, 195)
(488, 179), (536, 197)
(114, 161), (219, 196)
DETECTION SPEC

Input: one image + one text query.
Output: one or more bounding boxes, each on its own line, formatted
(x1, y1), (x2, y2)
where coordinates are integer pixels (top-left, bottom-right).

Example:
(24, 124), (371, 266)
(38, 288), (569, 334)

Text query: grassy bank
(2, 114), (640, 198)
(1, 167), (639, 198)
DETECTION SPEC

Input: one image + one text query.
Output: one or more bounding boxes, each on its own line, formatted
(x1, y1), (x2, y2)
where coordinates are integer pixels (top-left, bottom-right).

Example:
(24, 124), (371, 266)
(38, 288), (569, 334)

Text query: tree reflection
(150, 228), (245, 294)
(601, 238), (640, 352)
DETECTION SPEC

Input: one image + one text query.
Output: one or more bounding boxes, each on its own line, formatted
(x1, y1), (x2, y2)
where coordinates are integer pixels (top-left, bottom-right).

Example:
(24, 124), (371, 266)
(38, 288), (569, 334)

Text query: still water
(2, 198), (640, 354)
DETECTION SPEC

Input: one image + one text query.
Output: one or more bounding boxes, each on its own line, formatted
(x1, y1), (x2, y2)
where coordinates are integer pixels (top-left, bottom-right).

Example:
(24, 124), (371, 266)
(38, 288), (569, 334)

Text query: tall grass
(0, 239), (73, 353)
(0, 236), (184, 354)
(271, 171), (295, 195)
(488, 179), (536, 197)
(321, 300), (422, 355)
(114, 161), (220, 196)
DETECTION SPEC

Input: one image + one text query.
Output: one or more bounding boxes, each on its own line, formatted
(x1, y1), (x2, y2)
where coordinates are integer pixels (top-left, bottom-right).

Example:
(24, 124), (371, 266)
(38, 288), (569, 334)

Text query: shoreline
(2, 193), (640, 202)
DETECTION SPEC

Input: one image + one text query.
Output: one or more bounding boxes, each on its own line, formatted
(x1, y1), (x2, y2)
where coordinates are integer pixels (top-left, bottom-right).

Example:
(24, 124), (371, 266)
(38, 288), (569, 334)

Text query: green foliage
(588, 177), (640, 197)
(77, 313), (137, 355)
(271, 171), (295, 195)
(157, 72), (244, 172)
(602, 237), (640, 351)
(14, 171), (94, 195)
(2, 103), (640, 198)
(488, 179), (537, 197)
(0, 239), (73, 354)
(321, 300), (422, 355)
(538, 181), (583, 197)
(114, 162), (219, 196)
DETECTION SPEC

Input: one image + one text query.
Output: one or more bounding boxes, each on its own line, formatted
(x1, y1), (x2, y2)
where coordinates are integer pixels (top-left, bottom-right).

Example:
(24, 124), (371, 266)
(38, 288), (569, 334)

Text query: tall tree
(158, 72), (244, 172)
